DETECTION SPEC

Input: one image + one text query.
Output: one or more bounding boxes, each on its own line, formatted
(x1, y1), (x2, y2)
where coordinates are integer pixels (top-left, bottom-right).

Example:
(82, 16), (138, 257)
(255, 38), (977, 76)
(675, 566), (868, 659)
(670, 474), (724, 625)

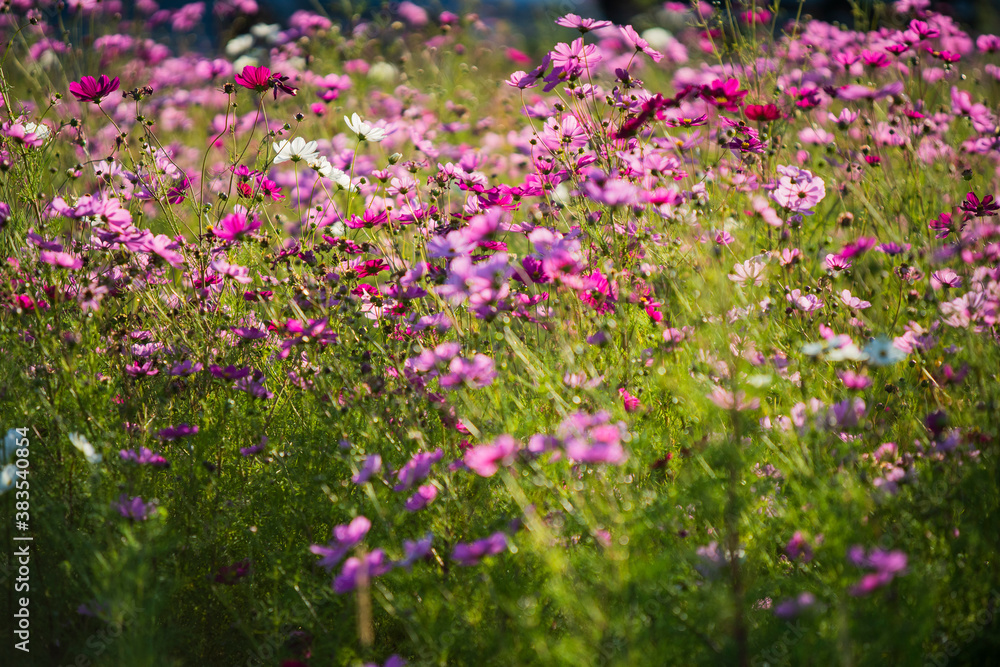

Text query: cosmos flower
(234, 65), (297, 99)
(451, 532), (508, 566)
(959, 192), (999, 217)
(213, 206), (261, 242)
(344, 113), (387, 142)
(728, 259), (767, 286)
(620, 24), (663, 62)
(115, 494), (156, 520)
(333, 550), (392, 593)
(555, 13), (611, 32)
(69, 74), (120, 104)
(700, 77), (748, 112)
(272, 137), (320, 164)
(864, 338), (906, 366)
(464, 435), (521, 477)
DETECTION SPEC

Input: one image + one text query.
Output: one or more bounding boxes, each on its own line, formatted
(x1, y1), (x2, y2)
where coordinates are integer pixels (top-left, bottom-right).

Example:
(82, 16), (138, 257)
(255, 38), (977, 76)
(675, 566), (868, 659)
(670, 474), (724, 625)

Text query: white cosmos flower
(0, 464), (16, 495)
(225, 34), (255, 57)
(24, 122), (50, 141)
(308, 156), (355, 191)
(344, 113), (387, 142)
(68, 432), (102, 464)
(272, 137), (320, 164)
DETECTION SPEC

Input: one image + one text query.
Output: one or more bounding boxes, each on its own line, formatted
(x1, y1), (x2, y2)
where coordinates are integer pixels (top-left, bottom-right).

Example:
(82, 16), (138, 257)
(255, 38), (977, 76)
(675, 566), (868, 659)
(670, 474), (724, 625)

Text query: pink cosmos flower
(619, 388), (641, 413)
(620, 25), (663, 62)
(839, 290), (871, 309)
(839, 370), (872, 390)
(786, 289), (823, 312)
(825, 254), (852, 271)
(69, 74), (120, 104)
(707, 386), (760, 411)
(465, 435), (521, 477)
(728, 259), (766, 286)
(771, 166), (826, 213)
(930, 269), (962, 289)
(848, 546), (907, 596)
(213, 206), (261, 242)
(555, 14), (611, 32)
(40, 250), (83, 269)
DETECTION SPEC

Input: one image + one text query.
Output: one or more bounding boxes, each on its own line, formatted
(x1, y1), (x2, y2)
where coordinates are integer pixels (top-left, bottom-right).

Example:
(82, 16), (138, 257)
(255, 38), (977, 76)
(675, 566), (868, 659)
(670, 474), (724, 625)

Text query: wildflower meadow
(1, 0), (1000, 664)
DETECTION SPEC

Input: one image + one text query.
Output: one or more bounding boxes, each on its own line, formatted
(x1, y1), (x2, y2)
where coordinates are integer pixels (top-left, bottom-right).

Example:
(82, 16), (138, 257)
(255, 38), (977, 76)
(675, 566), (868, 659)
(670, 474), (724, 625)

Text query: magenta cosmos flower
(69, 75), (120, 104)
(234, 65), (297, 99)
(959, 192), (999, 217)
(212, 206), (261, 242)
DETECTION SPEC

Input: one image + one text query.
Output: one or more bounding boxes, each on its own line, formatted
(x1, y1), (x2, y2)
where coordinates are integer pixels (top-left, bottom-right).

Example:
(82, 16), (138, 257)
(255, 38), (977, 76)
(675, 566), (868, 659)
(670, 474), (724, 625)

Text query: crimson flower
(745, 103), (781, 121)
(69, 75), (120, 104)
(960, 192), (999, 217)
(234, 65), (297, 99)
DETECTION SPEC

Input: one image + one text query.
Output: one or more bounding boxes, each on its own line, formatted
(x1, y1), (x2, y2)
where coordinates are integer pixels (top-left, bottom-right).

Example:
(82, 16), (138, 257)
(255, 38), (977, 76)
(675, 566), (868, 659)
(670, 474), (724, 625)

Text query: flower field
(2, 0), (1000, 664)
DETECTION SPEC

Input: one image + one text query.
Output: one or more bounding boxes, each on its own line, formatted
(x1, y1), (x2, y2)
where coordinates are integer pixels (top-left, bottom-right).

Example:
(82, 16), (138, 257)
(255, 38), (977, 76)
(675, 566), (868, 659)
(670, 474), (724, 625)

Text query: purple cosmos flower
(209, 364), (251, 380)
(394, 449), (443, 491)
(438, 354), (497, 390)
(240, 436), (268, 457)
(404, 484), (438, 512)
(119, 447), (169, 467)
(69, 74), (120, 104)
(115, 494), (156, 520)
(168, 360), (203, 376)
(774, 592), (816, 619)
(333, 549), (392, 593)
(877, 242), (909, 255)
(310, 516), (372, 571)
(838, 237), (878, 259)
(451, 532), (508, 566)
(785, 532), (814, 562)
(234, 377), (273, 399)
(158, 424), (198, 441)
(397, 534), (434, 569)
(352, 454), (383, 484)
(213, 558), (251, 585)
